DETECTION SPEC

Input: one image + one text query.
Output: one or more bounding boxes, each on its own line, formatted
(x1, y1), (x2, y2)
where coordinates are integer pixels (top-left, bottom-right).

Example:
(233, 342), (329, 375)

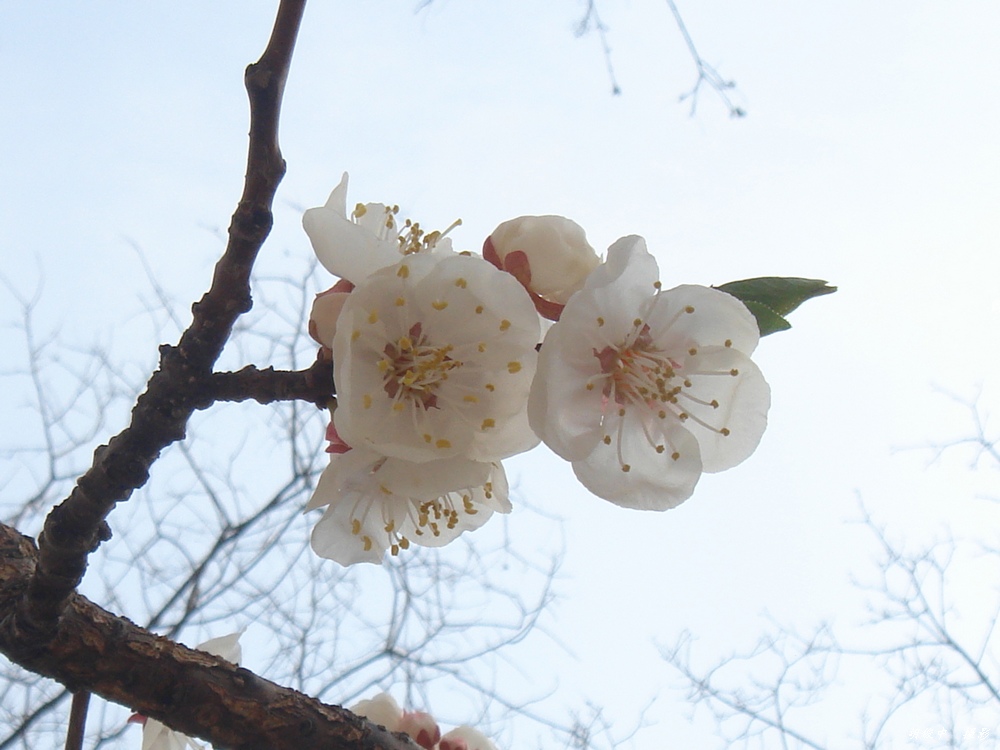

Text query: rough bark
(0, 522), (417, 750)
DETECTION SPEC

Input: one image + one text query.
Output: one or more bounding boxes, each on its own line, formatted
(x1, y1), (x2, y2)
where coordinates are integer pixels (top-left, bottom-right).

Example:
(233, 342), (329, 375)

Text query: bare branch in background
(664, 0), (746, 117)
(576, 0), (746, 115)
(574, 1), (622, 96)
(663, 396), (1000, 749)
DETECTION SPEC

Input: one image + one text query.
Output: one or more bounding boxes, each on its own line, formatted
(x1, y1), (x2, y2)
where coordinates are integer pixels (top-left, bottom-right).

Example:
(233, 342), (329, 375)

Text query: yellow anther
(432, 300), (448, 311)
(397, 264), (410, 278)
(622, 464), (631, 472)
(351, 329), (361, 341)
(730, 368), (739, 376)
(596, 316), (605, 327)
(395, 297), (406, 306)
(475, 305), (484, 314)
(435, 439), (451, 449)
(368, 311), (379, 324)
(720, 427), (731, 436)
(499, 319), (511, 331)
(603, 435), (612, 445)
(724, 339), (733, 347)
(671, 451), (680, 460)
(363, 394), (372, 409)
(351, 519), (361, 535)
(655, 445), (665, 453)
(507, 361), (522, 374)
(454, 278), (468, 288)
(353, 203), (367, 217)
(362, 536), (373, 551)
(481, 418), (495, 429)
(684, 305), (695, 313)
(463, 395), (479, 403)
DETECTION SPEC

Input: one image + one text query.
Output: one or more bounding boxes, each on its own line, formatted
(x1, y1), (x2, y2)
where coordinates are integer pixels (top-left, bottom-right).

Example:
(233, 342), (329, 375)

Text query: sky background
(2, 1), (1000, 747)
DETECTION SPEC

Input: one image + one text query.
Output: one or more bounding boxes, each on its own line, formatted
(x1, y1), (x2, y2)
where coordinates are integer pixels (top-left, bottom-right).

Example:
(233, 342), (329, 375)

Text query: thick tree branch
(0, 522), (418, 750)
(16, 0), (307, 642)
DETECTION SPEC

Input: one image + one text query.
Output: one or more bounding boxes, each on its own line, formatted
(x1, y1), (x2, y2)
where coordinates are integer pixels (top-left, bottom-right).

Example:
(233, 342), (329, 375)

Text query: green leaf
(741, 300), (791, 337)
(713, 277), (836, 337)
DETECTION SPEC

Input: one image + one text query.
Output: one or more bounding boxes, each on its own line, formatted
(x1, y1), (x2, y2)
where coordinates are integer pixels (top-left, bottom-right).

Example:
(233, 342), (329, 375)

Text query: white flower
(307, 448), (511, 565)
(133, 632), (243, 750)
(528, 236), (770, 510)
(333, 252), (539, 464)
(350, 693), (441, 749)
(303, 172), (456, 285)
(439, 726), (500, 750)
(484, 215), (600, 321)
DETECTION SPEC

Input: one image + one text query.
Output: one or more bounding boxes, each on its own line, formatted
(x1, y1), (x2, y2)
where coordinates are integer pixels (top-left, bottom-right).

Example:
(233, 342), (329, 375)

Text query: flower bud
(350, 693), (403, 732)
(439, 725), (499, 750)
(399, 710), (441, 749)
(309, 279), (355, 354)
(484, 215), (599, 320)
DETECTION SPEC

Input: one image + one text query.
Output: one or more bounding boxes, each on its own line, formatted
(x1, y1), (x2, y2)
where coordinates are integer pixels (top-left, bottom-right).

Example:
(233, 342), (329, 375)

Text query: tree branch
(0, 522), (418, 750)
(206, 359), (335, 408)
(15, 0), (307, 642)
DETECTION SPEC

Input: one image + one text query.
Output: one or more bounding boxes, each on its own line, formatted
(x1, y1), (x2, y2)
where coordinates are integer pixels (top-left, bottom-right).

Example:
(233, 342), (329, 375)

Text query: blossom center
(349, 478), (496, 557)
(595, 325), (683, 407)
(397, 217), (463, 255)
(380, 322), (463, 409)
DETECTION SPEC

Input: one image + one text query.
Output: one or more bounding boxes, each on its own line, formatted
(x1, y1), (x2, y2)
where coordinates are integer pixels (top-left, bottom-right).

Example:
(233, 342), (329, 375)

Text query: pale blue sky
(2, 1), (1000, 747)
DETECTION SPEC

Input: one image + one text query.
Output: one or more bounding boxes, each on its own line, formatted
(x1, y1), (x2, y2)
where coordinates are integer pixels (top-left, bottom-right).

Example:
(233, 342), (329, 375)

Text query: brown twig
(12, 0), (308, 643)
(205, 359), (335, 408)
(0, 523), (418, 750)
(63, 691), (89, 750)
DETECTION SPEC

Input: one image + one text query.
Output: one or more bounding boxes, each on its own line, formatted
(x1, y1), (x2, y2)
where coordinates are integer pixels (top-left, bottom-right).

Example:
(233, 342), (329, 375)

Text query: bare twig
(63, 691), (89, 750)
(11, 0), (307, 642)
(665, 0), (746, 118)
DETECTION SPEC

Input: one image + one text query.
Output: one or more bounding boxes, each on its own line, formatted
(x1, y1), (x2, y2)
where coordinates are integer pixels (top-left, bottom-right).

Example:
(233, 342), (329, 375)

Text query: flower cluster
(351, 692), (498, 750)
(303, 174), (771, 564)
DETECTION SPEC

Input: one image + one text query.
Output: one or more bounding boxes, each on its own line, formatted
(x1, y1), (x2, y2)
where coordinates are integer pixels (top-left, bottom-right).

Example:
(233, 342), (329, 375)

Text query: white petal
(528, 326), (606, 460)
(584, 235), (659, 294)
(378, 456), (492, 499)
(311, 497), (386, 566)
(681, 348), (770, 472)
(195, 631), (243, 665)
(141, 721), (191, 750)
(646, 284), (760, 354)
(302, 173), (402, 284)
(439, 725), (500, 750)
(350, 693), (403, 732)
(571, 410), (703, 510)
